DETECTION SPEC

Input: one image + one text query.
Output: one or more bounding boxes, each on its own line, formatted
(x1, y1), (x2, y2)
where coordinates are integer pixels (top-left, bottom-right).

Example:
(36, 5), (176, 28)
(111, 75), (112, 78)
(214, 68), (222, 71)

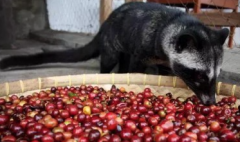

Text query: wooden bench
(147, 0), (239, 48)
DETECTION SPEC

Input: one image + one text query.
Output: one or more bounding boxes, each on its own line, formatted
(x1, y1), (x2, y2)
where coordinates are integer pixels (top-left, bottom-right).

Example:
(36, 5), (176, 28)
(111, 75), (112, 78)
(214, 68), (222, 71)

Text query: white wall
(46, 0), (239, 46)
(232, 5), (240, 47)
(46, 0), (126, 34)
(234, 4), (240, 46)
(235, 6), (240, 46)
(234, 28), (240, 47)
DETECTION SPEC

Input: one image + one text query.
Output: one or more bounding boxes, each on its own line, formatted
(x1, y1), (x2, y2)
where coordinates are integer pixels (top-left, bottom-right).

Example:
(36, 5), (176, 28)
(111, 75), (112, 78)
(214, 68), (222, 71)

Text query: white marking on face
(162, 24), (183, 50)
(162, 24), (216, 83)
(208, 47), (223, 81)
(168, 50), (206, 70)
(207, 65), (214, 82)
(216, 65), (221, 77)
(216, 57), (223, 77)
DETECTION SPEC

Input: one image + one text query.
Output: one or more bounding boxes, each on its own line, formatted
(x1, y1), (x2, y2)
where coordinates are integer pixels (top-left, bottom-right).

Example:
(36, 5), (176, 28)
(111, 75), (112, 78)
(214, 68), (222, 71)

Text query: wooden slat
(201, 0), (238, 9)
(148, 0), (238, 8)
(191, 12), (240, 26)
(147, 0), (238, 9)
(100, 0), (113, 24)
(148, 0), (194, 3)
(126, 0), (144, 2)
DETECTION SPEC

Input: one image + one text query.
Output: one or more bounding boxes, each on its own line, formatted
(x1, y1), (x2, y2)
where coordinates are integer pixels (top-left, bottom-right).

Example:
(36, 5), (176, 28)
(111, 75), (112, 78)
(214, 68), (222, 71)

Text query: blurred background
(0, 0), (240, 84)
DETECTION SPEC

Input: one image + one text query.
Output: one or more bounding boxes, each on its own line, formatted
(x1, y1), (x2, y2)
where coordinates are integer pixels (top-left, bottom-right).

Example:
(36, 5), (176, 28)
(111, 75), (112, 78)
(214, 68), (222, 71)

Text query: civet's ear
(176, 32), (197, 52)
(218, 28), (229, 45)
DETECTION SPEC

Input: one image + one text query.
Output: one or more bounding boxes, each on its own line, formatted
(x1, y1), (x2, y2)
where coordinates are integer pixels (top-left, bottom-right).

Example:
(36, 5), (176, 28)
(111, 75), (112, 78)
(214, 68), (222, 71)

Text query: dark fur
(0, 2), (229, 105)
(0, 2), (180, 72)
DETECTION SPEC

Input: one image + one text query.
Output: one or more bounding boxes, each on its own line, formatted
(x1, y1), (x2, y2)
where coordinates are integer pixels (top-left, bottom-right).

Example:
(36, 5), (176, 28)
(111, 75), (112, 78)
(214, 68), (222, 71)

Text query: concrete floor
(0, 30), (240, 86)
(0, 38), (100, 83)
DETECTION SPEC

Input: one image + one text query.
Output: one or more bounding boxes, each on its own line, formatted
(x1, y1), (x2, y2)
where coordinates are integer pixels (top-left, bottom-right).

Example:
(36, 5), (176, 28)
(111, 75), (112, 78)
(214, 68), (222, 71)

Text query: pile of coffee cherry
(0, 85), (240, 142)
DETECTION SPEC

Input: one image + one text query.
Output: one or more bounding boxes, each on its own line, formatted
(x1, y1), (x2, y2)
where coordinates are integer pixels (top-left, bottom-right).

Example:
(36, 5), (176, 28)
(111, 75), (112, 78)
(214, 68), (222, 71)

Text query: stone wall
(12, 0), (49, 39)
(0, 0), (15, 48)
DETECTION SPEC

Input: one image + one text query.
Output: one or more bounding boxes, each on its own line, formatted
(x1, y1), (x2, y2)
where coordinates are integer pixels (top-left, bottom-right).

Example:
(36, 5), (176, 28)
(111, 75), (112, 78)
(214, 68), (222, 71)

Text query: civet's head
(162, 24), (229, 105)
